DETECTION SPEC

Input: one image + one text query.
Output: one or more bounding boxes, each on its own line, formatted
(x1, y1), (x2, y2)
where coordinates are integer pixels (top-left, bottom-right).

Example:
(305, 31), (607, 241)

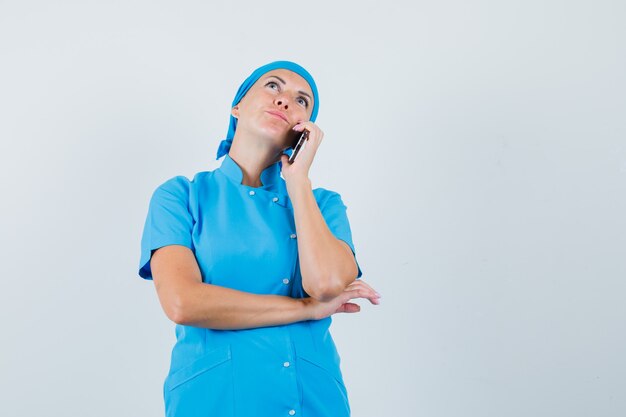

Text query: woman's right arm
(150, 245), (380, 330)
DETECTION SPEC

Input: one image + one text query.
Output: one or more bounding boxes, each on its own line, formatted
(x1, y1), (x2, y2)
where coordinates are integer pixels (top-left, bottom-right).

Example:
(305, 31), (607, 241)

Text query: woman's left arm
(281, 121), (359, 302)
(287, 178), (359, 301)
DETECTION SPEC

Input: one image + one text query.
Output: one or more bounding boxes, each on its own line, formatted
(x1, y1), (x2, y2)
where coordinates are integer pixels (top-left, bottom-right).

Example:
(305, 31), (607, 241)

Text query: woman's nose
(274, 95), (289, 110)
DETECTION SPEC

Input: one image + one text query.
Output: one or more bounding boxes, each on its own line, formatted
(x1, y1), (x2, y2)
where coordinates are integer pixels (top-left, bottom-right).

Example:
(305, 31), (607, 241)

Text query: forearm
(175, 283), (313, 330)
(153, 245), (315, 330)
(287, 178), (358, 301)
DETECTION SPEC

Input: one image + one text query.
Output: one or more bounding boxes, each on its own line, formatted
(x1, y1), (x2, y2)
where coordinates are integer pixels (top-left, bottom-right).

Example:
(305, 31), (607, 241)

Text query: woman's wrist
(285, 177), (311, 196)
(298, 297), (318, 321)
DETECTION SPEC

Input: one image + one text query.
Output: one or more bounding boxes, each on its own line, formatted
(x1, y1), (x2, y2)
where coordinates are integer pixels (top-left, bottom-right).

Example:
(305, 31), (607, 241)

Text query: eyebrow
(264, 75), (313, 102)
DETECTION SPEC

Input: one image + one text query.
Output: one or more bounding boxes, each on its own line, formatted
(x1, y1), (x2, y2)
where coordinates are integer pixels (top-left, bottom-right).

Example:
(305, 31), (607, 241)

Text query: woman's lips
(266, 110), (288, 123)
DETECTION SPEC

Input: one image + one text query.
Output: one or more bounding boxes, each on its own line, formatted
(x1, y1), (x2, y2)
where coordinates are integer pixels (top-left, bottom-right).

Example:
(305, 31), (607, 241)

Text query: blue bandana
(215, 61), (320, 160)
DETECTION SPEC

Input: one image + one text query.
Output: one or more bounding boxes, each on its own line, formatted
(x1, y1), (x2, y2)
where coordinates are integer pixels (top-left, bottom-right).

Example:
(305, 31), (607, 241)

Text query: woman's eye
(297, 97), (309, 107)
(266, 81), (279, 90)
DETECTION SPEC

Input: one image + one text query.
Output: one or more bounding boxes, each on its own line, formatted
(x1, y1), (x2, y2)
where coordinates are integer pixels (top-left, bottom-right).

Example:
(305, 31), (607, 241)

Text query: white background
(1, 1), (625, 416)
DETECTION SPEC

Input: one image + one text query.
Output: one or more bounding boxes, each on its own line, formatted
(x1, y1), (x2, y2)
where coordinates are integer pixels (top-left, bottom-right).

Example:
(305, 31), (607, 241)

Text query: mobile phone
(288, 129), (309, 164)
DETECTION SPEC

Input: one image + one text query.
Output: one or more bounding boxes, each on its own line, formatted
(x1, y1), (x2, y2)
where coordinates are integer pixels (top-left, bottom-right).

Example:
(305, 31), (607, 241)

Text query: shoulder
(312, 186), (340, 199)
(156, 175), (190, 193)
(153, 171), (212, 196)
(312, 187), (346, 209)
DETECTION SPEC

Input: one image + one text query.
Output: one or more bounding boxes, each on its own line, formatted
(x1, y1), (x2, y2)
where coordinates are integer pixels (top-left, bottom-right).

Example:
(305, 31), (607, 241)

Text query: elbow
(164, 294), (191, 325)
(304, 277), (347, 302)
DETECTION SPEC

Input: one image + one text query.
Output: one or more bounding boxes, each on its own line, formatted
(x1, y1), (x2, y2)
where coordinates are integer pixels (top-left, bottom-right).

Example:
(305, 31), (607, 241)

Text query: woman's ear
(231, 105), (239, 119)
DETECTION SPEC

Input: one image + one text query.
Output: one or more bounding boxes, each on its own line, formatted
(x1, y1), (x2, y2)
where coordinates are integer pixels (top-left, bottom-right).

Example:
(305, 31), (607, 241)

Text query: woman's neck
(227, 135), (284, 187)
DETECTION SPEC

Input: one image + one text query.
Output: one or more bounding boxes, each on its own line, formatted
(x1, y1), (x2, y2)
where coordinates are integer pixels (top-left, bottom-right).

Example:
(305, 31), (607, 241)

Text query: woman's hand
(280, 121), (324, 184)
(303, 279), (381, 320)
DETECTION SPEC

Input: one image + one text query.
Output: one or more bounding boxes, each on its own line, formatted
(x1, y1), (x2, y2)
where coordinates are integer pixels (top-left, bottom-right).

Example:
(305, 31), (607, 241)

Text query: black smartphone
(288, 129), (309, 164)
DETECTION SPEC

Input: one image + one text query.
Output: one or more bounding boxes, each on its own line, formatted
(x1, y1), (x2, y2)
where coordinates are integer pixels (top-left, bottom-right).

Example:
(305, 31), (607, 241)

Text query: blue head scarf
(215, 60), (320, 160)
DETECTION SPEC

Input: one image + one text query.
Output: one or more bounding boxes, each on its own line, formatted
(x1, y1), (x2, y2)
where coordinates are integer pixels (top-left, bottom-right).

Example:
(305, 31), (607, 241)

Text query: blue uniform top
(139, 154), (363, 417)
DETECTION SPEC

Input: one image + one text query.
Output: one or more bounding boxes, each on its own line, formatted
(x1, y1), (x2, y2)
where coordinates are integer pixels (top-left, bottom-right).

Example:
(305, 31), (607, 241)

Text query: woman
(138, 60), (380, 417)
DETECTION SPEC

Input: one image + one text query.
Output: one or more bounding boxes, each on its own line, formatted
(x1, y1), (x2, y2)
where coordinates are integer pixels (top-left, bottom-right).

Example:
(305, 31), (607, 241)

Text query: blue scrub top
(139, 154), (363, 417)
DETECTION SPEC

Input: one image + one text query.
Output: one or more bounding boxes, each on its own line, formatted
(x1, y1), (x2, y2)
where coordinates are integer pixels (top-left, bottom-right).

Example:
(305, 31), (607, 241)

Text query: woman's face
(231, 69), (314, 146)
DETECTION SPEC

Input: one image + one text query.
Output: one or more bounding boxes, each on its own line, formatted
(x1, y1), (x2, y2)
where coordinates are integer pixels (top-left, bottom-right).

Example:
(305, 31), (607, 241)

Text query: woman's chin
(255, 126), (290, 146)
(258, 123), (288, 137)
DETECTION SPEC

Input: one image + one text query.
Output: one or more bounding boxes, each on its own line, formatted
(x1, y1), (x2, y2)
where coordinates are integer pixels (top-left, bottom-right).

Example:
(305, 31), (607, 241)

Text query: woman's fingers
(320, 283), (380, 318)
(344, 280), (381, 304)
(346, 278), (377, 292)
(335, 302), (361, 314)
(293, 122), (323, 149)
(285, 121), (323, 173)
(342, 286), (381, 305)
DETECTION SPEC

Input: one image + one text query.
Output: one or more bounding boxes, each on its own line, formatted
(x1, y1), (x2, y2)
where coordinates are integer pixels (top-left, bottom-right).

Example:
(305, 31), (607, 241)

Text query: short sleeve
(138, 176), (194, 280)
(318, 190), (363, 279)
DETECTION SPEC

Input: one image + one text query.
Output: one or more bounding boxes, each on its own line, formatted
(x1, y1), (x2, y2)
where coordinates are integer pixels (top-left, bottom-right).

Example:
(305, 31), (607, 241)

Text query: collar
(218, 153), (282, 188)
